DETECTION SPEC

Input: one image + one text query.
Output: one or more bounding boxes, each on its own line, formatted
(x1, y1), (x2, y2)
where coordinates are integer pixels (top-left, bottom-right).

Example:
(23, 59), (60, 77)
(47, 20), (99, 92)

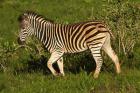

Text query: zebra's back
(52, 21), (110, 53)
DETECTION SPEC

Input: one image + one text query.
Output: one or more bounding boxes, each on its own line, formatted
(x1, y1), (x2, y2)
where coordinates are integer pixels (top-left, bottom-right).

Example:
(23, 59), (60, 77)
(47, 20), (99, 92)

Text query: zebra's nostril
(17, 37), (25, 45)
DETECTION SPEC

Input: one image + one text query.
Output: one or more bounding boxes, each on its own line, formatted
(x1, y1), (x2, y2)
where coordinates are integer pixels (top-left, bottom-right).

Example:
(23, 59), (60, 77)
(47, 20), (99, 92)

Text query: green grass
(0, 68), (140, 93)
(0, 0), (140, 93)
(130, 0), (140, 2)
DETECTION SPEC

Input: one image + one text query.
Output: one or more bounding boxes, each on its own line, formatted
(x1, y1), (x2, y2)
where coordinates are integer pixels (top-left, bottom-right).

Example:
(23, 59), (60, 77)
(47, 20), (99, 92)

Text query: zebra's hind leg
(57, 57), (65, 76)
(102, 34), (121, 74)
(47, 51), (64, 76)
(88, 43), (103, 78)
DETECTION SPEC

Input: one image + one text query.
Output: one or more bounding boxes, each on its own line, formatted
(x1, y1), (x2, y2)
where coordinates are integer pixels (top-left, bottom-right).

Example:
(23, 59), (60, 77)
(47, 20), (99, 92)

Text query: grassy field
(0, 69), (140, 93)
(0, 0), (140, 93)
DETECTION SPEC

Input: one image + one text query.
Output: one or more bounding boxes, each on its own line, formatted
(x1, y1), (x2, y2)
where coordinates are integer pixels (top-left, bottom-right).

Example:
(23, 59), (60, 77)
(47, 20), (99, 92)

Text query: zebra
(17, 11), (121, 78)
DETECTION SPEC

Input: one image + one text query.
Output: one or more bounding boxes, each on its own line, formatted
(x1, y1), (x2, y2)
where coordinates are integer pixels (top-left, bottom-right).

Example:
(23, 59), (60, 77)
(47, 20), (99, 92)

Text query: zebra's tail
(101, 21), (115, 39)
(108, 29), (115, 40)
(104, 23), (115, 39)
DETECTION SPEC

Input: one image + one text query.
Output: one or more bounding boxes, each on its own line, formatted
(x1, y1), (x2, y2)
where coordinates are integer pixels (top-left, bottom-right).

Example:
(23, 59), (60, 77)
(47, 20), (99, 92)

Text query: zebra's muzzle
(17, 37), (25, 45)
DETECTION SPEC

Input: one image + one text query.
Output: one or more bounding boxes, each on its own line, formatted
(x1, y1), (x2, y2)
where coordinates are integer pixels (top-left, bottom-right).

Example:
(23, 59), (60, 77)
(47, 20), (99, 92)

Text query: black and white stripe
(17, 11), (121, 78)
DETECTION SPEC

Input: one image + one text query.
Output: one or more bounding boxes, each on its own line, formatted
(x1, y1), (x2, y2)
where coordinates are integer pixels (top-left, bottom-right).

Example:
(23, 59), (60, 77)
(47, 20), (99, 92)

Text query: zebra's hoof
(93, 74), (99, 79)
(89, 72), (99, 79)
(54, 72), (64, 77)
(57, 73), (65, 77)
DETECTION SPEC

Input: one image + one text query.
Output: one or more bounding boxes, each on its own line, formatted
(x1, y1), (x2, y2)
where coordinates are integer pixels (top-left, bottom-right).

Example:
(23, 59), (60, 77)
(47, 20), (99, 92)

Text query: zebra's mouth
(17, 37), (25, 45)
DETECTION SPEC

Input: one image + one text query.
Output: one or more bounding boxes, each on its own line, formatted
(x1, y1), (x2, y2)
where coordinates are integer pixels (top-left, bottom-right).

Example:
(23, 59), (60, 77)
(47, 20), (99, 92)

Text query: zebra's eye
(21, 26), (25, 29)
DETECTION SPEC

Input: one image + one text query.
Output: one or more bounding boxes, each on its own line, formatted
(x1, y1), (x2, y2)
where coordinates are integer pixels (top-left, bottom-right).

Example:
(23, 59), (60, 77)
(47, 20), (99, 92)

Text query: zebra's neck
(32, 20), (53, 50)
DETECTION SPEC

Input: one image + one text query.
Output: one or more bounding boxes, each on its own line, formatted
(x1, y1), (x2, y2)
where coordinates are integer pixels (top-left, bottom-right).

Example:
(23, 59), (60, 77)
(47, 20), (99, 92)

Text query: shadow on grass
(14, 55), (50, 75)
(13, 52), (114, 76)
(14, 53), (97, 75)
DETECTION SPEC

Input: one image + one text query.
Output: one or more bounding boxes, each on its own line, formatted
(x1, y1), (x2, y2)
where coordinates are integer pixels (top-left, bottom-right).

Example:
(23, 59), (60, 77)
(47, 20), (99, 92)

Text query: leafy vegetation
(0, 0), (140, 93)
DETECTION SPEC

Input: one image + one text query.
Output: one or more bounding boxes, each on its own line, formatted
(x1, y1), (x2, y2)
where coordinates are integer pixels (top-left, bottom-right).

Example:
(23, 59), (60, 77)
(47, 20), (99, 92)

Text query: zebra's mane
(18, 11), (54, 23)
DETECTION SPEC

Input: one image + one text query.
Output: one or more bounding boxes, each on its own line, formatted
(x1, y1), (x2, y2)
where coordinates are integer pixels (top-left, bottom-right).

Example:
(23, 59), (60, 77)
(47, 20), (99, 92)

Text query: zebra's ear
(18, 14), (28, 22)
(22, 13), (28, 21)
(18, 16), (28, 29)
(18, 15), (23, 22)
(18, 13), (29, 29)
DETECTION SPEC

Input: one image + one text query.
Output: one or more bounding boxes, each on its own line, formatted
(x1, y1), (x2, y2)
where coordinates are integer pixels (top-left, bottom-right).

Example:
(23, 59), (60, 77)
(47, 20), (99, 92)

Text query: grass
(0, 68), (140, 93)
(0, 0), (140, 93)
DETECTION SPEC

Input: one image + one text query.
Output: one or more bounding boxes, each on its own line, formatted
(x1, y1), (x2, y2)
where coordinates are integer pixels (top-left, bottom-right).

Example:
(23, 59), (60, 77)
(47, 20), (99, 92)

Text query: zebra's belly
(65, 46), (88, 53)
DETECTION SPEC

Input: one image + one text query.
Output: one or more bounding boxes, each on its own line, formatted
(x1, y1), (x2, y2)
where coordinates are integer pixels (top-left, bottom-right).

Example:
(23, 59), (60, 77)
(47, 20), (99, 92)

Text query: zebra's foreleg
(47, 51), (64, 76)
(57, 57), (65, 76)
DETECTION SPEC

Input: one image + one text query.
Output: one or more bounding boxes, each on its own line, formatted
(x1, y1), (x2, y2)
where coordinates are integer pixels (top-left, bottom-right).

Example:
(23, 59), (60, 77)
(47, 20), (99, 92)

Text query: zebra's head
(17, 12), (34, 45)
